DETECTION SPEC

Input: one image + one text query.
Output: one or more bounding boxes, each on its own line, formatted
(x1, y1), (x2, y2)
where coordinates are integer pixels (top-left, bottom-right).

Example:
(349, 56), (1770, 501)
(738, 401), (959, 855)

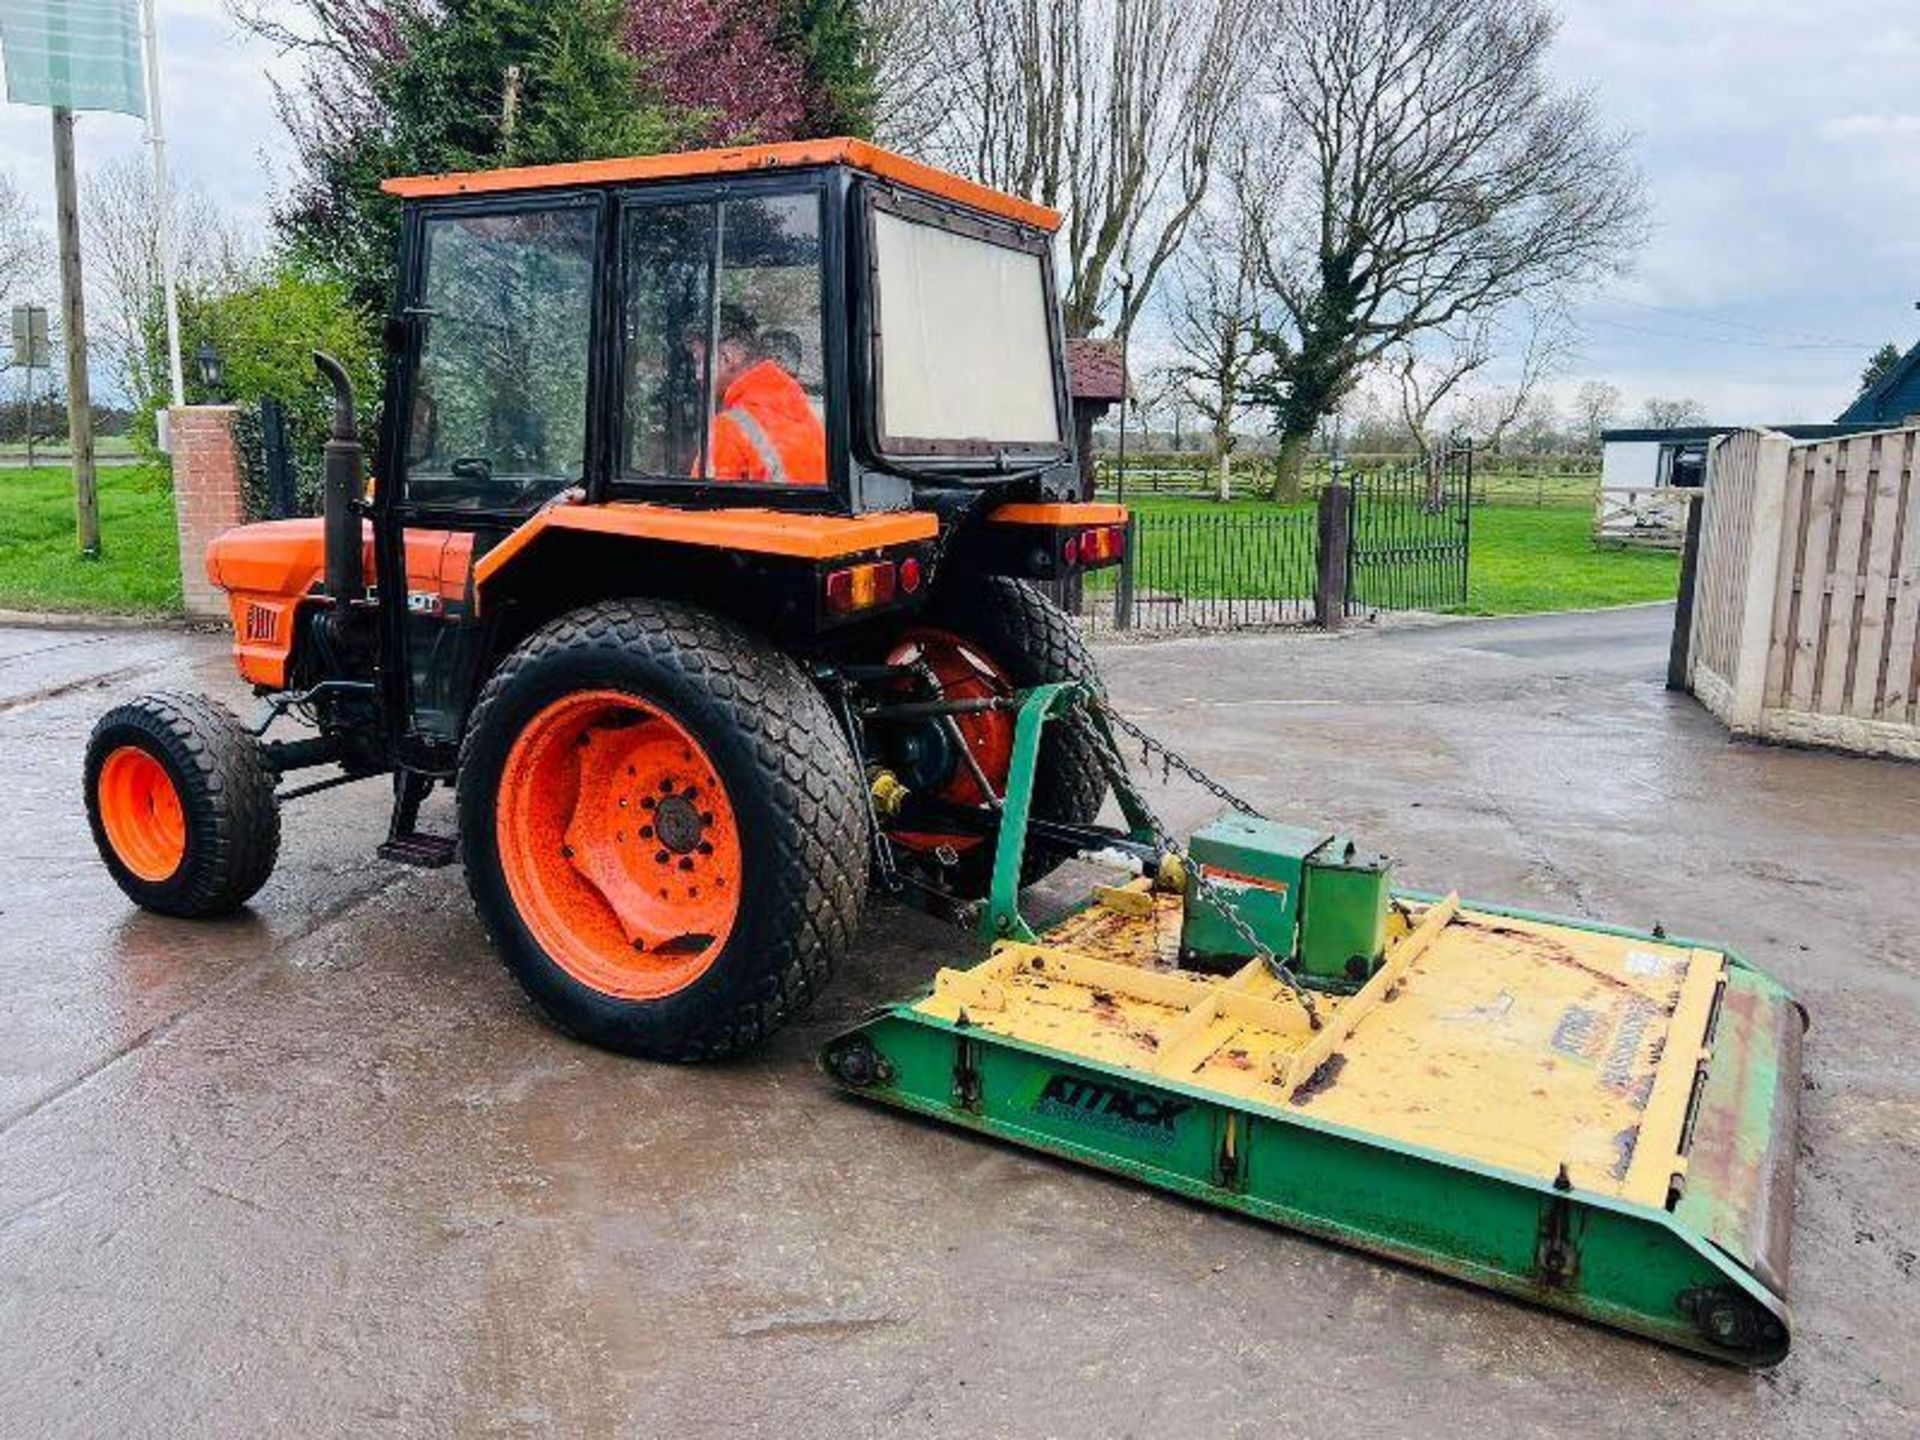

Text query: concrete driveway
(1, 605), (1914, 1437)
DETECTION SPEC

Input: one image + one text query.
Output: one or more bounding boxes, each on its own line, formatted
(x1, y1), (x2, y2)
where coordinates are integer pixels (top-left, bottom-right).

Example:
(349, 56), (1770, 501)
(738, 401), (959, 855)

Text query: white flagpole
(139, 0), (185, 411)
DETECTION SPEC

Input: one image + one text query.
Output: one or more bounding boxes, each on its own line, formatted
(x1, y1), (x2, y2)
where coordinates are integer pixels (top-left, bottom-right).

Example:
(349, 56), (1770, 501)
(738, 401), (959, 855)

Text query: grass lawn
(1095, 493), (1677, 615)
(0, 463), (182, 615)
(1462, 505), (1678, 614)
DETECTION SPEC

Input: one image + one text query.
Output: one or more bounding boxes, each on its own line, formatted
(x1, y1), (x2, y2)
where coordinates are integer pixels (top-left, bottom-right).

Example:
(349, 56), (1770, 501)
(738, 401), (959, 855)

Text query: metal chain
(1073, 695), (1322, 1028)
(1097, 705), (1268, 819)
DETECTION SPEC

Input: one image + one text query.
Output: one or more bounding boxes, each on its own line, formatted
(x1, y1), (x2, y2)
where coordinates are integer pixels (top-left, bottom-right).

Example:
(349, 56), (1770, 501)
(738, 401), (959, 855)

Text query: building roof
(1065, 338), (1127, 405)
(381, 137), (1061, 233)
(1836, 340), (1920, 425)
(1600, 422), (1882, 444)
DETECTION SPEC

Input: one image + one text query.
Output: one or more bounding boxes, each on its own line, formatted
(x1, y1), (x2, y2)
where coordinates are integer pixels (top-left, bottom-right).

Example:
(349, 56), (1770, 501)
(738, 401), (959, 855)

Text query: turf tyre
(84, 691), (281, 917)
(458, 598), (868, 1061)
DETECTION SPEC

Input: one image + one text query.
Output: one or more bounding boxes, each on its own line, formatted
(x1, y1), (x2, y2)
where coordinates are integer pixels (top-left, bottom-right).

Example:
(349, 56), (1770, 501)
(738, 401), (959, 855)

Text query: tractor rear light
(1078, 524), (1126, 566)
(824, 560), (899, 615)
(1061, 533), (1080, 566)
(897, 555), (923, 594)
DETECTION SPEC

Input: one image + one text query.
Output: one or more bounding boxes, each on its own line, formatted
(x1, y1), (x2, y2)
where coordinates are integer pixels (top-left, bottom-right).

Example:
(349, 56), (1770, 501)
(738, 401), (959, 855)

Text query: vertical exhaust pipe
(312, 351), (365, 605)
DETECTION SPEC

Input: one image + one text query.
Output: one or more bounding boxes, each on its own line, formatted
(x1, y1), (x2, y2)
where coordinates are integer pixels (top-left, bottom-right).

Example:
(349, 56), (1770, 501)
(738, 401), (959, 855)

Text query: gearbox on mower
(80, 140), (1804, 1364)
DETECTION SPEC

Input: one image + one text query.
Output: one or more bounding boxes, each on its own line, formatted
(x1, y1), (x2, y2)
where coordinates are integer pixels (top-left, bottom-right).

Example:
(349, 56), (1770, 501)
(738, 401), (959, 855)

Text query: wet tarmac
(1, 605), (1914, 1437)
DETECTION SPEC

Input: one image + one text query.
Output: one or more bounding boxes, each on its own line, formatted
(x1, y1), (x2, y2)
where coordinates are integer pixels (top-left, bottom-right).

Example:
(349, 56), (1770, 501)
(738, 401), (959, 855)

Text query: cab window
(403, 205), (596, 510)
(621, 191), (826, 486)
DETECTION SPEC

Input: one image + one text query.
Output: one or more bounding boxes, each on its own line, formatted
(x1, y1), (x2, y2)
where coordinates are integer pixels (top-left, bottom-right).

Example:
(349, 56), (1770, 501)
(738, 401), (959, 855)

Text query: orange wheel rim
(885, 627), (1015, 856)
(496, 690), (743, 1000)
(98, 745), (187, 883)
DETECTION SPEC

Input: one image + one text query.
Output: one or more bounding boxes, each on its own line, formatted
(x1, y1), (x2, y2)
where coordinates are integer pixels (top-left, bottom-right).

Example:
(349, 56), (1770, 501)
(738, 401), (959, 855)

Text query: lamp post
(195, 339), (225, 401)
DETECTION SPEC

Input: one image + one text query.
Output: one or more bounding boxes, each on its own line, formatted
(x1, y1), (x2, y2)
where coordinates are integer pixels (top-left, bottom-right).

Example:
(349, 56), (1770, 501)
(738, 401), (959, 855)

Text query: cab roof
(381, 137), (1061, 233)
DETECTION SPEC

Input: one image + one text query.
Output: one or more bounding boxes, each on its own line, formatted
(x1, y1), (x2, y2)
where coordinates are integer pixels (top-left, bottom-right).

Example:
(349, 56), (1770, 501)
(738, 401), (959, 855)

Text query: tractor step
(825, 887), (1804, 1366)
(378, 832), (457, 867)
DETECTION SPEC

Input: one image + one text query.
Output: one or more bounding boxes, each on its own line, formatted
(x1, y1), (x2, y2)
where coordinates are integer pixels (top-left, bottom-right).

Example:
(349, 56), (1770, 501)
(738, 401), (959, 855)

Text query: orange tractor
(85, 140), (1128, 1059)
(81, 141), (1812, 1364)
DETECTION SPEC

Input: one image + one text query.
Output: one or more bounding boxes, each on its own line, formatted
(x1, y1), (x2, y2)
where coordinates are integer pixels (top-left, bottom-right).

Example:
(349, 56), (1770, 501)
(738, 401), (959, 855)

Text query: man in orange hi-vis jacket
(687, 307), (826, 485)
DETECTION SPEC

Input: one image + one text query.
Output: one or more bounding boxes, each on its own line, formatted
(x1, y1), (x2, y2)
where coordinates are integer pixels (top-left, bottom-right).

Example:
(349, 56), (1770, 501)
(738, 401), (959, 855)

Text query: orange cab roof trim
(379, 137), (1062, 233)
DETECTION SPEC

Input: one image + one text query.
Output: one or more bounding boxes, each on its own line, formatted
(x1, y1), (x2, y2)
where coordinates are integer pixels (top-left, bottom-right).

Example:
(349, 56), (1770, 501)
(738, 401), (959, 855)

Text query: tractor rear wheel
(84, 691), (281, 917)
(880, 578), (1109, 896)
(458, 599), (868, 1061)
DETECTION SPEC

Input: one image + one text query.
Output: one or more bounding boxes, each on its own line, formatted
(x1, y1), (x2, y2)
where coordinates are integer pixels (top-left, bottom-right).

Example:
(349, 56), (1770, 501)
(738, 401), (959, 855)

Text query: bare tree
(887, 0), (1261, 336)
(1391, 322), (1491, 462)
(863, 0), (954, 154)
(1241, 0), (1646, 498)
(1135, 360), (1195, 451)
(0, 170), (50, 309)
(1508, 390), (1562, 453)
(1641, 396), (1708, 429)
(1164, 196), (1266, 499)
(81, 154), (252, 415)
(1572, 379), (1621, 450)
(1445, 306), (1571, 452)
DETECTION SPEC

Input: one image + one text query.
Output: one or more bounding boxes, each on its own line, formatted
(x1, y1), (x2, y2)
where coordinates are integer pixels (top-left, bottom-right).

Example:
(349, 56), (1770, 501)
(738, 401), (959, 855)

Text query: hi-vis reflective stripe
(720, 407), (788, 484)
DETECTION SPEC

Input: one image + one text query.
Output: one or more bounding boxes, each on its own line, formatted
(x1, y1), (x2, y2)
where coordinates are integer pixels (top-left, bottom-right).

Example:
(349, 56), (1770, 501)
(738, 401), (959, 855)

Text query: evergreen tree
(776, 0), (877, 137)
(277, 0), (683, 316)
(269, 0), (879, 319)
(1861, 342), (1904, 395)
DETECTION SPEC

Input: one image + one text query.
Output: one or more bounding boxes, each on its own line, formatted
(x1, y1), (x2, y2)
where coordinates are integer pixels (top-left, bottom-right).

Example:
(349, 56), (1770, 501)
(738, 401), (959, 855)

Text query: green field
(0, 464), (183, 614)
(1094, 494), (1677, 616)
(0, 433), (139, 459)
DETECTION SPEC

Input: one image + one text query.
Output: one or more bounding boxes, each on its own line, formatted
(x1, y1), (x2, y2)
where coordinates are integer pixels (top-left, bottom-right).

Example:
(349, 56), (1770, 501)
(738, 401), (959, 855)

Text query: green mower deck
(824, 686), (1805, 1365)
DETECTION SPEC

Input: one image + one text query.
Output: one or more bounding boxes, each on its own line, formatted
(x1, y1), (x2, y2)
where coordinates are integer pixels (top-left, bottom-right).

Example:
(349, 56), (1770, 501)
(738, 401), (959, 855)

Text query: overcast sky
(0, 0), (1915, 424)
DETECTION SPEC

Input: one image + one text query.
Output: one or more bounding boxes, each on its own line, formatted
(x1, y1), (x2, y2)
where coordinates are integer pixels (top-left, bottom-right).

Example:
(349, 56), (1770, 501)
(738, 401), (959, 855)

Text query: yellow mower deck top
(920, 889), (1722, 1213)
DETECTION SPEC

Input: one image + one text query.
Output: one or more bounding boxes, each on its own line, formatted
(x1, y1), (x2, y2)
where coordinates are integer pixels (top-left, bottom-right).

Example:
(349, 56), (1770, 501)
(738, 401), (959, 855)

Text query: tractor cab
(377, 137), (1080, 523)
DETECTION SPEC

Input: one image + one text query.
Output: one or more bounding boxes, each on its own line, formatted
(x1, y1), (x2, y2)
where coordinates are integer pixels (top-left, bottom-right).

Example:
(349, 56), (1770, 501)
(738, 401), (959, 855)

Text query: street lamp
(195, 338), (224, 399)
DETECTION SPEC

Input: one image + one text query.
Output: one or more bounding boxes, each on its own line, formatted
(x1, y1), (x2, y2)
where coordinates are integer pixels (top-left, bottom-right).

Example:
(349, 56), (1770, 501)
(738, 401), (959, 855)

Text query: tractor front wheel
(84, 691), (282, 917)
(458, 599), (868, 1060)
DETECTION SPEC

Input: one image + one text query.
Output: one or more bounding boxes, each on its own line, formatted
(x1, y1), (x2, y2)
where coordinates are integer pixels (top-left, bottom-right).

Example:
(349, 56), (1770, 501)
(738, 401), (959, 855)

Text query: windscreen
(873, 209), (1061, 450)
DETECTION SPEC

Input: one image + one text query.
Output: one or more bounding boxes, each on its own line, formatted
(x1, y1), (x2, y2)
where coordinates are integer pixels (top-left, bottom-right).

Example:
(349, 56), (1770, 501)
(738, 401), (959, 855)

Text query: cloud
(1818, 113), (1920, 140)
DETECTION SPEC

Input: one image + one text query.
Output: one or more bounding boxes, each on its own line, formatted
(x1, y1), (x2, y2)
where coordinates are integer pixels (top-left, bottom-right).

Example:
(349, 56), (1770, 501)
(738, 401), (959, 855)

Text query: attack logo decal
(1032, 1073), (1190, 1146)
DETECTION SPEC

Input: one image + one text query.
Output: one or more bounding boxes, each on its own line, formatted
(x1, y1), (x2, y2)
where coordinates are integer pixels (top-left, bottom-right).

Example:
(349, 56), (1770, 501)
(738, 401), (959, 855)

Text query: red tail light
(824, 559), (900, 615)
(1077, 524), (1126, 565)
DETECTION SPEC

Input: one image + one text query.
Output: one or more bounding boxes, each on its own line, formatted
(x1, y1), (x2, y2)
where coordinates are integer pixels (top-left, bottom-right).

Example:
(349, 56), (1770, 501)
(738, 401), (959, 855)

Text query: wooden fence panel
(1817, 436), (1874, 711)
(1689, 430), (1760, 704)
(1784, 440), (1837, 712)
(1763, 441), (1806, 707)
(1881, 438), (1920, 724)
(1849, 432), (1909, 718)
(1695, 424), (1920, 758)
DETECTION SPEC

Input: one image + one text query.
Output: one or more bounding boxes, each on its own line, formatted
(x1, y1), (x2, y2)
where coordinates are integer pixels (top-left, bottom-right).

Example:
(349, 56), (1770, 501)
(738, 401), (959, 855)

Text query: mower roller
(76, 139), (1803, 1365)
(824, 684), (1804, 1366)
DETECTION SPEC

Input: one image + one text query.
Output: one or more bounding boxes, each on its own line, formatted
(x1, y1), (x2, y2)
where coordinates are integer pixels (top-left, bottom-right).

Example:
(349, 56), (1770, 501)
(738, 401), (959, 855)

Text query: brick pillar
(169, 405), (246, 619)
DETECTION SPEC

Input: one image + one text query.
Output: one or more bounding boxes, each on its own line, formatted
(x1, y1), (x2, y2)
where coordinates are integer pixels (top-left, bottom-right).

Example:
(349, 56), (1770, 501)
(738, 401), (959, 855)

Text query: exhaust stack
(312, 351), (365, 605)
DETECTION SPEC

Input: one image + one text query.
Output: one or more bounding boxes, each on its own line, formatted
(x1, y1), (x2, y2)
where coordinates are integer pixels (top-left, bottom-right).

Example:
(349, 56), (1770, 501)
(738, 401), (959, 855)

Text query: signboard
(11, 304), (51, 368)
(0, 0), (145, 117)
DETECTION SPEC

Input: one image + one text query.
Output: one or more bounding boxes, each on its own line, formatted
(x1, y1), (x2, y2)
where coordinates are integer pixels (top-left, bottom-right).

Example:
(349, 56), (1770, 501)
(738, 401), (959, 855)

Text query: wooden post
(1315, 480), (1352, 629)
(1667, 487), (1706, 691)
(1114, 514), (1137, 630)
(1726, 432), (1793, 732)
(52, 108), (99, 557)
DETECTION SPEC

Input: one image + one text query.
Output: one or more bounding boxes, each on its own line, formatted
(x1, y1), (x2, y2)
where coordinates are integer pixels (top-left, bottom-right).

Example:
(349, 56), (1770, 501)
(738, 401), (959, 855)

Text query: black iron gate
(1347, 442), (1472, 614)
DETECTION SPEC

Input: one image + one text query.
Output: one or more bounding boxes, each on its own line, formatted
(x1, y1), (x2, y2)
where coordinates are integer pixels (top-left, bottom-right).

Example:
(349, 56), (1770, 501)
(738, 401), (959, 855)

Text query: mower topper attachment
(825, 686), (1804, 1366)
